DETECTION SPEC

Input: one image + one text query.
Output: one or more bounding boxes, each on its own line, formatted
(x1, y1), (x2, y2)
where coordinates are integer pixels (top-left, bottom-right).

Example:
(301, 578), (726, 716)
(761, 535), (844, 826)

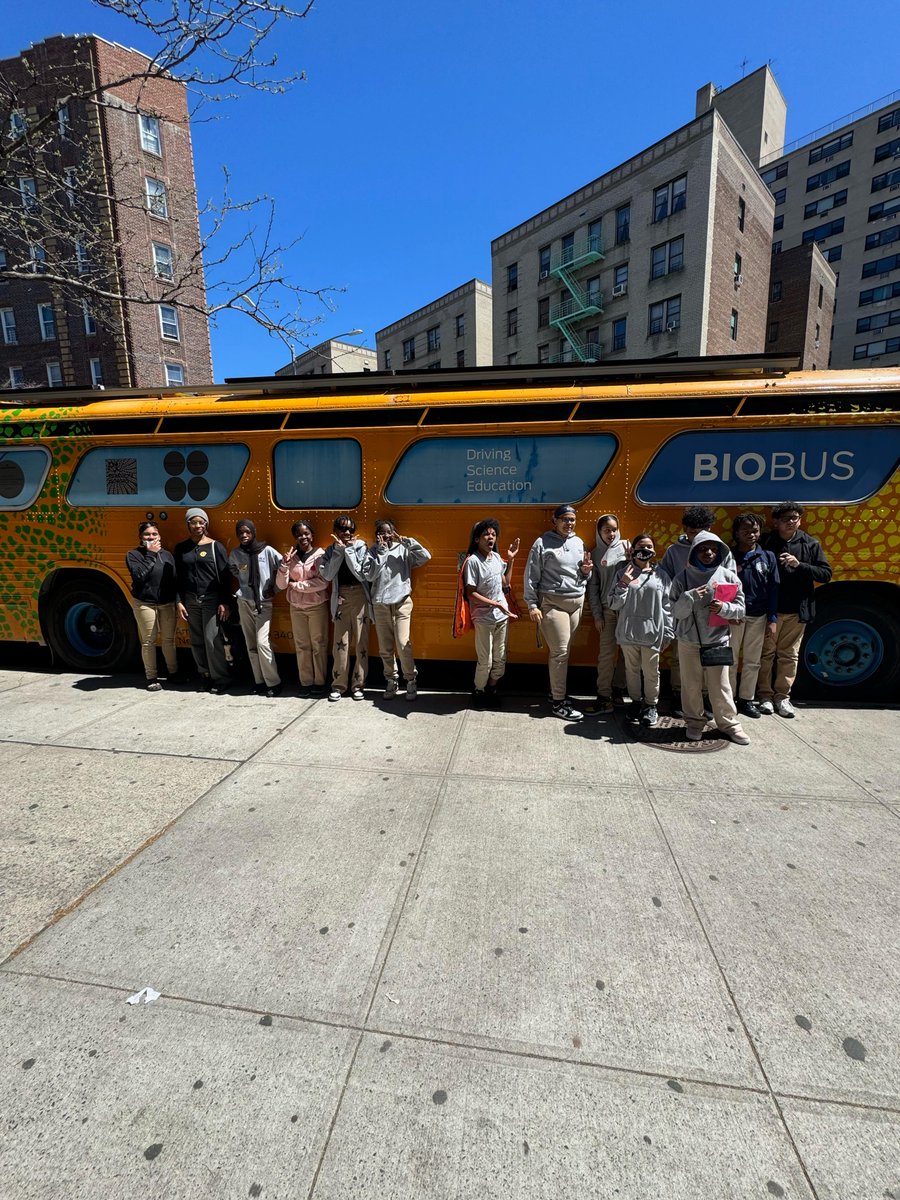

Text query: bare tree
(0, 0), (335, 383)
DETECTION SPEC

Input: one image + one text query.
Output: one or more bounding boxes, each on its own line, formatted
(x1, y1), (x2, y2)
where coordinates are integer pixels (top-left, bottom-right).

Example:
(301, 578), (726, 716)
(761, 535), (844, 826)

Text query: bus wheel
(799, 597), (900, 702)
(44, 576), (138, 674)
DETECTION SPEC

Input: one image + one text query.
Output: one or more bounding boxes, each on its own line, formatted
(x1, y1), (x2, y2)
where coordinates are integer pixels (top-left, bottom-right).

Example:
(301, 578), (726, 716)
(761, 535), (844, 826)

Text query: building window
(612, 317), (627, 352)
(537, 343), (550, 363)
(64, 167), (77, 207)
(857, 307), (900, 334)
(159, 304), (180, 341)
(738, 197), (746, 232)
(869, 196), (900, 221)
(507, 352), (518, 365)
(402, 336), (415, 363)
(823, 245), (842, 263)
(615, 204), (630, 245)
(653, 175), (687, 222)
(818, 284), (824, 307)
(0, 247), (6, 274)
(426, 325), (440, 353)
(538, 296), (550, 327)
(83, 300), (96, 335)
(456, 313), (465, 337)
(583, 327), (599, 359)
(614, 263), (628, 289)
(865, 226), (900, 252)
(46, 362), (63, 387)
(872, 167), (900, 193)
(586, 276), (601, 307)
(767, 321), (779, 343)
(761, 163), (788, 185)
(1, 309), (17, 345)
(8, 366), (25, 388)
(588, 218), (602, 252)
(145, 177), (168, 218)
(733, 254), (742, 279)
(19, 177), (38, 210)
(808, 132), (853, 164)
(539, 245), (551, 277)
(507, 262), (518, 292)
(877, 107), (900, 134)
(730, 309), (739, 341)
(507, 308), (518, 337)
(164, 362), (184, 386)
(772, 188), (786, 206)
(10, 110), (26, 137)
(89, 358), (104, 387)
(772, 241), (782, 255)
(383, 349), (392, 369)
(153, 242), (174, 281)
(57, 105), (70, 138)
(38, 303), (56, 341)
(874, 136), (900, 164)
(859, 280), (900, 306)
(456, 349), (465, 367)
(139, 114), (162, 156)
(561, 233), (575, 265)
(804, 189), (848, 219)
(854, 336), (900, 360)
(648, 295), (681, 335)
(862, 253), (900, 279)
(802, 218), (845, 245)
(770, 280), (783, 302)
(650, 236), (684, 280)
(773, 214), (784, 231)
(806, 161), (851, 192)
(29, 244), (46, 274)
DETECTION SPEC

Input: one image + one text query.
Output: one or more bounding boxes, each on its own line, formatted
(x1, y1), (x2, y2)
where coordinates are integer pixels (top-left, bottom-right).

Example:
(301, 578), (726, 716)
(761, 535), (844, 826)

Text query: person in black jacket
(758, 501), (832, 718)
(174, 507), (232, 694)
(125, 522), (181, 690)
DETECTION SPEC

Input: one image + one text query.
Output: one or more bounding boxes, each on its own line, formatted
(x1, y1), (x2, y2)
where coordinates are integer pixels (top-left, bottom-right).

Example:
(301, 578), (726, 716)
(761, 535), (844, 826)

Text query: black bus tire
(798, 595), (900, 702)
(44, 575), (139, 674)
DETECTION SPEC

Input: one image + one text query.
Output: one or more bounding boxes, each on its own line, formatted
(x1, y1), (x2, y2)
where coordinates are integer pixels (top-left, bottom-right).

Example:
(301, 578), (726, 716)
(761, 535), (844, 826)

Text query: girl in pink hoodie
(276, 520), (331, 696)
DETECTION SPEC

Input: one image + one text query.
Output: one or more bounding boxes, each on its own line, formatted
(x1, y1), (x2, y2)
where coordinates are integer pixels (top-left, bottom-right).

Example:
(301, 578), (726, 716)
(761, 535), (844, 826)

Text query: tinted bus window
(273, 439), (361, 509)
(385, 434), (617, 505)
(0, 448), (51, 510)
(68, 444), (250, 506)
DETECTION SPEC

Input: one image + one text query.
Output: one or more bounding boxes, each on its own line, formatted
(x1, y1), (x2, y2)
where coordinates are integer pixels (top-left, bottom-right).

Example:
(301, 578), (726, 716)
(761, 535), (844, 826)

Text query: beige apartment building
(376, 279), (492, 371)
(759, 90), (900, 369)
(275, 338), (375, 376)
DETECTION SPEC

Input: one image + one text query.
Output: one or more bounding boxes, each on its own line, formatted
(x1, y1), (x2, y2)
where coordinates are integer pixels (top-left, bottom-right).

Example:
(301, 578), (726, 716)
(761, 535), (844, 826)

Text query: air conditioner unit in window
(611, 283), (627, 297)
(666, 321), (677, 333)
(539, 270), (549, 280)
(734, 274), (743, 287)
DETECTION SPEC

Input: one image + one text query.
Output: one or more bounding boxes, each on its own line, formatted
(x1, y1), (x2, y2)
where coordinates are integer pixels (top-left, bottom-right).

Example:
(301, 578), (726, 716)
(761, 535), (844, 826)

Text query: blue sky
(5, 1), (898, 381)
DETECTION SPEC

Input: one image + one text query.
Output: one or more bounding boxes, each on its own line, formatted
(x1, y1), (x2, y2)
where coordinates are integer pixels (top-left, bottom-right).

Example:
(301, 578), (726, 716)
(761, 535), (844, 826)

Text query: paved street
(1, 665), (898, 1199)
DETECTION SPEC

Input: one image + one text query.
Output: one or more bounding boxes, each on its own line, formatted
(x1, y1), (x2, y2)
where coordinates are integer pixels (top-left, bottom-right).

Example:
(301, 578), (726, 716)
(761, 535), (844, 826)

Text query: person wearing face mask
(669, 531), (749, 745)
(362, 519), (431, 701)
(586, 513), (631, 713)
(276, 520), (330, 698)
(125, 521), (181, 691)
(524, 503), (593, 721)
(608, 534), (673, 728)
(174, 507), (232, 694)
(319, 515), (372, 702)
(228, 518), (283, 697)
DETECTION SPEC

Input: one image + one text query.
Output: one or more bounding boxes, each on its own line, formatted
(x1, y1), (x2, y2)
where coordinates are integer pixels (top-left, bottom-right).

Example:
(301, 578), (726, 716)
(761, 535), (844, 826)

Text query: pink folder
(708, 582), (738, 627)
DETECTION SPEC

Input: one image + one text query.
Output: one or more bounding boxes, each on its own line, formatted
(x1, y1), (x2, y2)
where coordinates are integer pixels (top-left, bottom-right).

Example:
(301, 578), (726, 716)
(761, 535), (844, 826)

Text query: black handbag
(686, 572), (734, 667)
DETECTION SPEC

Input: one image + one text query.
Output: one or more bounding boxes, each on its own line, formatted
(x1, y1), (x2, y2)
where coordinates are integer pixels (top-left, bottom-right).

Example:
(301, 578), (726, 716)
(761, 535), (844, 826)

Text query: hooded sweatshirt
(523, 530), (590, 608)
(276, 546), (330, 611)
(608, 559), (673, 650)
(228, 541), (282, 608)
(669, 531), (745, 646)
(361, 536), (431, 604)
(320, 538), (372, 618)
(587, 524), (630, 619)
(659, 533), (735, 583)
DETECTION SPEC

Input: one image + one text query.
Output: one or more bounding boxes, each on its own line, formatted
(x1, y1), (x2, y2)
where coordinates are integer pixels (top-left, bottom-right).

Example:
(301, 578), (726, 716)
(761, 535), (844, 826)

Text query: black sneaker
(485, 686), (503, 708)
(471, 689), (487, 708)
(265, 683), (283, 698)
(641, 705), (659, 728)
(738, 699), (763, 719)
(671, 691), (684, 718)
(551, 698), (583, 721)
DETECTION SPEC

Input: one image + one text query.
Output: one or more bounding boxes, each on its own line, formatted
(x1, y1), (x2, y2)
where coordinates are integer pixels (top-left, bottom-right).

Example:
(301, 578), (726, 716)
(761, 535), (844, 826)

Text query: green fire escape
(549, 236), (604, 362)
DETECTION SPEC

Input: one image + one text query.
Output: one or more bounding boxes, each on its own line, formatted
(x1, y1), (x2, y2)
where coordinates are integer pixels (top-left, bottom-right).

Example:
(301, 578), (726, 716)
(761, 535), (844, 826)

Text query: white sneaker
(757, 699), (775, 716)
(774, 698), (796, 718)
(328, 689), (342, 702)
(727, 729), (751, 745)
(383, 680), (399, 699)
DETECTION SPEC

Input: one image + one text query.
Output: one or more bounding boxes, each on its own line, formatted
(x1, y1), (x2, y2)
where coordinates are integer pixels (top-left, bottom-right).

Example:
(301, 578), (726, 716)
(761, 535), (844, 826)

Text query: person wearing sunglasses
(523, 503), (593, 721)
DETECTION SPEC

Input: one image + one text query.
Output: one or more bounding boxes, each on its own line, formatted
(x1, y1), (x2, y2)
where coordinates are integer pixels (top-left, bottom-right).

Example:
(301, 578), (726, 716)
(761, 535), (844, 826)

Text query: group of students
(124, 500), (831, 744)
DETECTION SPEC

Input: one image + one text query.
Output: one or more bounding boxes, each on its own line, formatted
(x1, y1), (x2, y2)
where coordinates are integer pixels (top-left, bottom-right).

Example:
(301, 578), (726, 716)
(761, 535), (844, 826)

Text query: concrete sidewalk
(1, 668), (898, 1198)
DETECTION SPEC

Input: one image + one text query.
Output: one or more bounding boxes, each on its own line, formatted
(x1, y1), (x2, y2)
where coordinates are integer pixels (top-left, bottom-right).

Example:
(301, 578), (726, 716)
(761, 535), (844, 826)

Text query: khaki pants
(374, 596), (417, 683)
(237, 599), (280, 688)
(474, 620), (509, 690)
(290, 602), (329, 687)
(540, 594), (584, 701)
(758, 613), (805, 703)
(332, 585), (369, 693)
(730, 614), (769, 701)
(596, 606), (627, 697)
(132, 599), (178, 680)
(620, 644), (660, 705)
(677, 641), (744, 738)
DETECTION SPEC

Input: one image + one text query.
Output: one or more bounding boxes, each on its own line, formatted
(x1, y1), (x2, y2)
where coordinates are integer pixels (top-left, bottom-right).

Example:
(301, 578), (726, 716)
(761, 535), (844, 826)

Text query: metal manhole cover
(620, 712), (730, 753)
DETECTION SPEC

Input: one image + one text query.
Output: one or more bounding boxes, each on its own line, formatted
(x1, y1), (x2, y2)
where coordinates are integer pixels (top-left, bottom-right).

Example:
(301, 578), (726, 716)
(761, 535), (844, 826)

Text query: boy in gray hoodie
(608, 534), (672, 727)
(669, 532), (749, 745)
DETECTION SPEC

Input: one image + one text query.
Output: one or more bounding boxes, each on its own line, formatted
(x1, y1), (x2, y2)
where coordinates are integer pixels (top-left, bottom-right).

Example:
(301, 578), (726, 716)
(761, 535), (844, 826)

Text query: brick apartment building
(0, 34), (212, 390)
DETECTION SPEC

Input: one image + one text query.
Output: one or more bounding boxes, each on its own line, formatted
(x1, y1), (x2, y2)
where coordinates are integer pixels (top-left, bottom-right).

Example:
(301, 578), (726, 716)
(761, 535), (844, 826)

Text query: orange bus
(1, 355), (898, 699)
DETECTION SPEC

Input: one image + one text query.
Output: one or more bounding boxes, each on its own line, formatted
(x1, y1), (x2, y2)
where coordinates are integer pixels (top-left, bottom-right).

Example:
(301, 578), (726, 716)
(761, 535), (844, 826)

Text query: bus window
(636, 427), (900, 506)
(0, 448), (51, 510)
(67, 444), (250, 506)
(384, 434), (617, 505)
(273, 439), (362, 509)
